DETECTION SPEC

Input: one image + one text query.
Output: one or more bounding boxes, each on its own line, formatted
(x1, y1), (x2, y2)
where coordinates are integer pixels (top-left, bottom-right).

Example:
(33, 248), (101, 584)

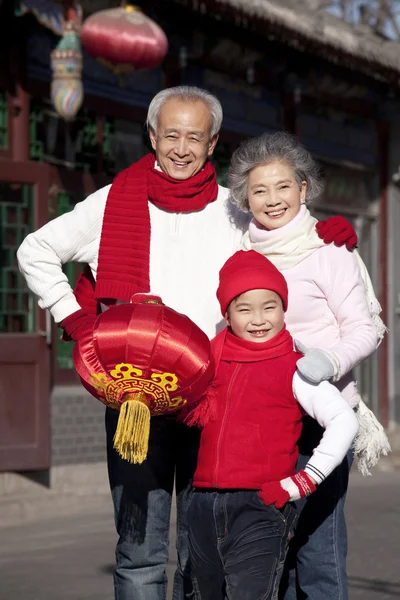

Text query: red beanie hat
(217, 250), (288, 315)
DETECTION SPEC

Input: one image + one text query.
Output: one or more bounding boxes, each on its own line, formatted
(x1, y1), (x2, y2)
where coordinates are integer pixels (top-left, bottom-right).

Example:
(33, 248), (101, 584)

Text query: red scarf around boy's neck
(212, 326), (294, 373)
(183, 326), (295, 428)
(94, 153), (218, 303)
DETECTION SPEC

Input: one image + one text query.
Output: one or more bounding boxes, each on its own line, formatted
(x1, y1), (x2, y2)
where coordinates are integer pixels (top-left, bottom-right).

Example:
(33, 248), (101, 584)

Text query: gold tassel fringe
(113, 395), (151, 464)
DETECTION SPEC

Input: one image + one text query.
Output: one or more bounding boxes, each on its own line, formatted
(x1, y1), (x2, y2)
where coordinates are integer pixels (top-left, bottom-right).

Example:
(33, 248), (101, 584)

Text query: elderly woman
(227, 132), (389, 600)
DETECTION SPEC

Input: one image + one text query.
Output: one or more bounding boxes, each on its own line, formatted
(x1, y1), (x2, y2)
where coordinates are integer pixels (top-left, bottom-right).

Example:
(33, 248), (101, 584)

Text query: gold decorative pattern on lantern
(90, 363), (187, 414)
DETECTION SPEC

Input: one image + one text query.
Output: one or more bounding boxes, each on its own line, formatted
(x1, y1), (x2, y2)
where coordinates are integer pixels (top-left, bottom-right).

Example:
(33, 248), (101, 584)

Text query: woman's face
(247, 161), (307, 230)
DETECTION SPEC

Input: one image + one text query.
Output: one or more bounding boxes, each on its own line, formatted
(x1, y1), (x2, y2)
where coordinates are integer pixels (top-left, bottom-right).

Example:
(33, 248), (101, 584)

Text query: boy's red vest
(193, 329), (303, 489)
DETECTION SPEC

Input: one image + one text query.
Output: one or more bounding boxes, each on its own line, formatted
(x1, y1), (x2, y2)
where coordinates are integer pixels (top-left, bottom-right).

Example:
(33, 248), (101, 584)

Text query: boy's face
(225, 289), (285, 343)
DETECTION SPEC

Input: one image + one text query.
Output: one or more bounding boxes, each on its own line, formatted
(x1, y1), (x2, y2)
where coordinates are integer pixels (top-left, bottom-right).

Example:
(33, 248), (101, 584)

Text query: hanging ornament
(50, 3), (83, 121)
(80, 4), (168, 76)
(73, 295), (214, 464)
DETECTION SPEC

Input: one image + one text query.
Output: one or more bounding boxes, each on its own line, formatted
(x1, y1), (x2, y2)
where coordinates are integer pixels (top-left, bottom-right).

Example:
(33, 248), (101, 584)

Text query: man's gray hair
(228, 132), (324, 212)
(146, 86), (223, 138)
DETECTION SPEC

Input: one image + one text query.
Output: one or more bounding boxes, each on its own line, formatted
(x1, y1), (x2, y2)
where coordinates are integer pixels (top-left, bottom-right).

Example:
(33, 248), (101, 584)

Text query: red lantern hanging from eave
(80, 4), (168, 75)
(73, 295), (214, 464)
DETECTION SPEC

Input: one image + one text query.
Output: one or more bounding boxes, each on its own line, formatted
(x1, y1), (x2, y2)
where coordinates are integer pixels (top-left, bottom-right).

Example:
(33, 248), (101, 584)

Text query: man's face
(149, 98), (218, 180)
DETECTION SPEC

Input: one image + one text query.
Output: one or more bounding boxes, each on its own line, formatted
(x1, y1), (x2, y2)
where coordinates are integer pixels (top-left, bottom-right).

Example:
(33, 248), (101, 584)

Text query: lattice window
(56, 190), (82, 370)
(107, 119), (148, 174)
(29, 102), (44, 161)
(0, 183), (35, 333)
(29, 98), (116, 175)
(103, 119), (116, 175)
(0, 90), (8, 149)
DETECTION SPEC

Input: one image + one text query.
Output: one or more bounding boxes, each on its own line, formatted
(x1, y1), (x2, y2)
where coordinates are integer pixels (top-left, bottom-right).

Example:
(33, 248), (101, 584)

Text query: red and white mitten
(259, 470), (317, 508)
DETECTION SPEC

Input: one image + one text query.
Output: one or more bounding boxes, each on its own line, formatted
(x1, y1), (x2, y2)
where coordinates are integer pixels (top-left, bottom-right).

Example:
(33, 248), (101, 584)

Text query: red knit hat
(217, 250), (288, 315)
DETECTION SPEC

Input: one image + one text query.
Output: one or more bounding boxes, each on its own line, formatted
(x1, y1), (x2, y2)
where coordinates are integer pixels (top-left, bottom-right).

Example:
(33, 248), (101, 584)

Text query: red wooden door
(47, 168), (109, 384)
(0, 160), (51, 470)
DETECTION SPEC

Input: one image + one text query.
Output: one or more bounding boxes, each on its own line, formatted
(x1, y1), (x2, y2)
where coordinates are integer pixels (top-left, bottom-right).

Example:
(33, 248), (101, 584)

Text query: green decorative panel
(213, 143), (231, 188)
(29, 98), (116, 175)
(0, 90), (8, 149)
(0, 183), (35, 333)
(101, 119), (147, 175)
(29, 102), (45, 161)
(56, 191), (82, 369)
(28, 98), (146, 177)
(103, 119), (116, 175)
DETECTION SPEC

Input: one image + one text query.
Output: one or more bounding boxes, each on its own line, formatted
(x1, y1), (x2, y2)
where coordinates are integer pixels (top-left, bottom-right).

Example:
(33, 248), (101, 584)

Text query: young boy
(187, 250), (359, 600)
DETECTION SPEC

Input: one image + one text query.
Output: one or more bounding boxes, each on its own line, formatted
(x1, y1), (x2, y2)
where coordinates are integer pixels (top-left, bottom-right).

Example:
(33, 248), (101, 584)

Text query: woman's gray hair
(228, 132), (324, 212)
(146, 86), (223, 138)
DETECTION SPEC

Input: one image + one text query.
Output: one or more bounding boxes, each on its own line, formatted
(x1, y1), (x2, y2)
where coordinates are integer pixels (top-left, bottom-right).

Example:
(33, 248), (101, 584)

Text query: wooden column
(377, 120), (389, 428)
(283, 90), (298, 135)
(9, 41), (30, 162)
(282, 74), (300, 136)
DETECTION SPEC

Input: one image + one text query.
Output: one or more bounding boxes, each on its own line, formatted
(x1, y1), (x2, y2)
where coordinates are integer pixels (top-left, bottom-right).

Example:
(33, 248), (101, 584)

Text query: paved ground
(345, 471), (400, 600)
(0, 470), (399, 600)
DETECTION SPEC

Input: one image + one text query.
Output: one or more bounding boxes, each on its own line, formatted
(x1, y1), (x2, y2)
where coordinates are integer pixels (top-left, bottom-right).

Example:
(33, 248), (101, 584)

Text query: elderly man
(17, 86), (352, 600)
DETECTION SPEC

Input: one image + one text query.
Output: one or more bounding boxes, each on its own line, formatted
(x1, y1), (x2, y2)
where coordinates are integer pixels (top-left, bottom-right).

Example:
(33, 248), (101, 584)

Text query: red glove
(73, 265), (98, 316)
(259, 480), (290, 509)
(316, 216), (358, 250)
(259, 470), (317, 508)
(61, 308), (96, 342)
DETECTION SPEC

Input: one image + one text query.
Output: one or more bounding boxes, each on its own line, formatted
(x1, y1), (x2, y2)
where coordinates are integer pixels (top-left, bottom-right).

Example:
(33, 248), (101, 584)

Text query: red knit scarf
(214, 326), (294, 371)
(95, 153), (218, 302)
(184, 326), (295, 428)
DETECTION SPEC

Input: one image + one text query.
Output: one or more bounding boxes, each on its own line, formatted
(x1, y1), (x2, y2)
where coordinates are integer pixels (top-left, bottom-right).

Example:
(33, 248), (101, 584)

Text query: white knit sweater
(16, 184), (243, 339)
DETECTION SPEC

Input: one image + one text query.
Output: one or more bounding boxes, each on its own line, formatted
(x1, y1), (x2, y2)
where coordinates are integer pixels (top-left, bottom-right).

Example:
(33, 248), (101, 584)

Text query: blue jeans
(280, 417), (353, 600)
(106, 408), (200, 600)
(188, 489), (298, 600)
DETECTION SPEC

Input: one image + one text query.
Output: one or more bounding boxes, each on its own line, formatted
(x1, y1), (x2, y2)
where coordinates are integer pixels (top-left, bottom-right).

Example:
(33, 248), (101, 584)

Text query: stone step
(0, 463), (112, 528)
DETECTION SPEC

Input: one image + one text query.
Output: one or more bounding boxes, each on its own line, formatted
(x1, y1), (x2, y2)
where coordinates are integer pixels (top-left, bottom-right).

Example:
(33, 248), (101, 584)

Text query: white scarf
(242, 204), (390, 474)
(242, 204), (387, 341)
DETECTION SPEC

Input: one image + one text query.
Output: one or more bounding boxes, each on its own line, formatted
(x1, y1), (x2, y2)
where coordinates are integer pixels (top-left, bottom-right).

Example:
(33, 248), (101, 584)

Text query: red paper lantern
(73, 295), (213, 463)
(80, 5), (168, 74)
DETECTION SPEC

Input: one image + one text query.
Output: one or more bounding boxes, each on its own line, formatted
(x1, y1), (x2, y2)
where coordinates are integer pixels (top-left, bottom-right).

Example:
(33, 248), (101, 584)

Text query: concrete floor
(0, 470), (399, 600)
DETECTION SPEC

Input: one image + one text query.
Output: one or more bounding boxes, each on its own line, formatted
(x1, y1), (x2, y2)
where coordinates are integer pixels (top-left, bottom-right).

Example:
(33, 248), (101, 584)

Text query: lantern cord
(113, 393), (151, 464)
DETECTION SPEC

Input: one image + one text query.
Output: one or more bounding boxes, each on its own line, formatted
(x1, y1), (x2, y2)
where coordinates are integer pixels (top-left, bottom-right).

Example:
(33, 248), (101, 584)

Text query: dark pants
(106, 407), (201, 600)
(188, 489), (297, 600)
(280, 417), (353, 600)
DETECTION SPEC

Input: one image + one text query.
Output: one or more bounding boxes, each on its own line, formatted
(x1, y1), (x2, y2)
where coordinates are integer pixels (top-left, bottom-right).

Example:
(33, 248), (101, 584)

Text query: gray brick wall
(51, 386), (107, 466)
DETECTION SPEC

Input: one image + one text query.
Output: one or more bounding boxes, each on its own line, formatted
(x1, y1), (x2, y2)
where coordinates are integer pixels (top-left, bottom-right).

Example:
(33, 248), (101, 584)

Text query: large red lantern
(80, 4), (168, 75)
(73, 295), (213, 464)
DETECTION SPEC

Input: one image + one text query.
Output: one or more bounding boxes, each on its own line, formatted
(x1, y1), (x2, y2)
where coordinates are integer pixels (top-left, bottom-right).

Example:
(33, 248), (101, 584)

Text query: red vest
(193, 352), (303, 489)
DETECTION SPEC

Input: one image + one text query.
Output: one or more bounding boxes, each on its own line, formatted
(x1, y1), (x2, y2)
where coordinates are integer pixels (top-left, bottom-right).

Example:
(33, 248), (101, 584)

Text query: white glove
(295, 340), (336, 384)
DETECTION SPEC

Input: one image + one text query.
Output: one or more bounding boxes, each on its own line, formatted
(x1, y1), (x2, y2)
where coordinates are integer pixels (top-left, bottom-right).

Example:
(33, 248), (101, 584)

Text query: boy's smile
(225, 288), (285, 343)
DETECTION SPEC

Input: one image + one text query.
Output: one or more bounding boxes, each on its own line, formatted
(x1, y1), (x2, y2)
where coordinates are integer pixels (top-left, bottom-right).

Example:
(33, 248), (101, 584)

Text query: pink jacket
(283, 244), (378, 406)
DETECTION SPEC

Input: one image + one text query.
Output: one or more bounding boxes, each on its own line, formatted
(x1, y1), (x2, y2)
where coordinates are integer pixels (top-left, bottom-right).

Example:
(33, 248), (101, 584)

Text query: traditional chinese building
(1, 0), (399, 473)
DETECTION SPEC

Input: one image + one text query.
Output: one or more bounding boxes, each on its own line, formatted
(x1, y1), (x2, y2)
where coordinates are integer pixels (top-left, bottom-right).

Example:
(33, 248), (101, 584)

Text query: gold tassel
(113, 393), (151, 464)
